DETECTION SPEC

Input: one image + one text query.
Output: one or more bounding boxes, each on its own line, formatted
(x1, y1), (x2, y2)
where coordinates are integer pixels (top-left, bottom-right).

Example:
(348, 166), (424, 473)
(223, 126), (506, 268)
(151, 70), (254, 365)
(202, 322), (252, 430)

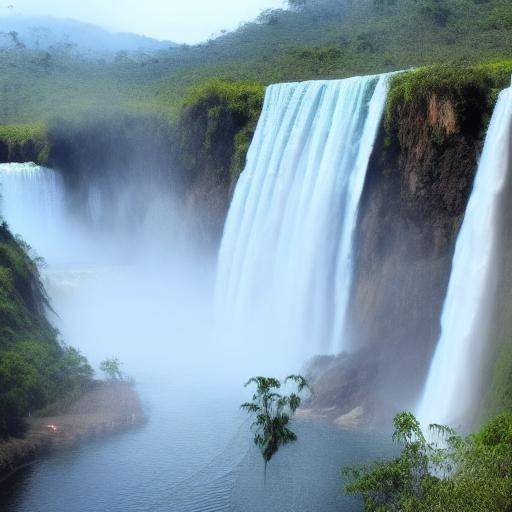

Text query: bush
(345, 411), (512, 512)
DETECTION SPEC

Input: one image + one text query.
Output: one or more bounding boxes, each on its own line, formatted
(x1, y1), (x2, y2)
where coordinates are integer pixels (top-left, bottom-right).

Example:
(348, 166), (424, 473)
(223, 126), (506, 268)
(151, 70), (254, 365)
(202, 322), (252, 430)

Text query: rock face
(306, 88), (493, 423)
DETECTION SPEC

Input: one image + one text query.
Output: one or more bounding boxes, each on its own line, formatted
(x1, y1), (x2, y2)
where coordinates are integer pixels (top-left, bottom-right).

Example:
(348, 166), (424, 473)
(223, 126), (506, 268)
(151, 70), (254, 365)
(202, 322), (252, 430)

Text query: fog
(1, 0), (287, 43)
(0, 160), (304, 391)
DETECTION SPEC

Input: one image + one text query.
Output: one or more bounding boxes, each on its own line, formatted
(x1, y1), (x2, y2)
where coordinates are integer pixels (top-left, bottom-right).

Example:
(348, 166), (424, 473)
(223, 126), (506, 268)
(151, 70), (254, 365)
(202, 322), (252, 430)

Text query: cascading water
(417, 81), (512, 426)
(0, 162), (81, 263)
(215, 73), (390, 363)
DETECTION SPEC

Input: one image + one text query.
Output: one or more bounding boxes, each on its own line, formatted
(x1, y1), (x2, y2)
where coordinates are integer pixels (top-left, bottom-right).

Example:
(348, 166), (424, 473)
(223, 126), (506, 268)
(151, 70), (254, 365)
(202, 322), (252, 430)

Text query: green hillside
(0, 0), (512, 124)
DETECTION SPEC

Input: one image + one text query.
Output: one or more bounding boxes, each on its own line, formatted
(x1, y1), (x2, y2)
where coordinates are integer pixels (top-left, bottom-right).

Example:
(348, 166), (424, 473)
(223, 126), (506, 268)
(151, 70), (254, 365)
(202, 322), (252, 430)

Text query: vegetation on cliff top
(0, 223), (93, 438)
(385, 61), (512, 140)
(179, 80), (264, 186)
(0, 124), (51, 165)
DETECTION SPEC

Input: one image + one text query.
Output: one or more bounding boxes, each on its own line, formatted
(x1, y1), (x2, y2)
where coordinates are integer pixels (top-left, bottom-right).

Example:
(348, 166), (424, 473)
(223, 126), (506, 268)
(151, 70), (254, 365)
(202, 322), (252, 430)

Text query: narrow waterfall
(216, 74), (390, 362)
(417, 82), (512, 426)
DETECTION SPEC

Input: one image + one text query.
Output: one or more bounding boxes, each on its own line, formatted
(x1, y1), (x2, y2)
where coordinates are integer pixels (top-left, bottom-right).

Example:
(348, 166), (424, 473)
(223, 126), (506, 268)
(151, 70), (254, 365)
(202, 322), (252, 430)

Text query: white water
(0, 163), (80, 263)
(417, 82), (512, 426)
(215, 74), (390, 361)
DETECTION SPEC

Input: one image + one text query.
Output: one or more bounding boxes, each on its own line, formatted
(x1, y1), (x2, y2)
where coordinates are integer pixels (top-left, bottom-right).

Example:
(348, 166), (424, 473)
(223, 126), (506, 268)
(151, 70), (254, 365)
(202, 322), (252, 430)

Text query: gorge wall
(0, 81), (263, 250)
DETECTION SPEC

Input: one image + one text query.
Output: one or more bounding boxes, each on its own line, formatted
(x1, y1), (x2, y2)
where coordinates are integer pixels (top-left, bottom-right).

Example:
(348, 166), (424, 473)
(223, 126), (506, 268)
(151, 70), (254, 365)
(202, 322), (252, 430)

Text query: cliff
(0, 82), (262, 250)
(177, 80), (264, 243)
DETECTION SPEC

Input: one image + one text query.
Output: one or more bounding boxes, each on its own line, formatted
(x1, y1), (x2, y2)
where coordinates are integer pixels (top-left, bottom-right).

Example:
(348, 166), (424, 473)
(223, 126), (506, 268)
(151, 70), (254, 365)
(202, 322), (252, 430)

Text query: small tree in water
(241, 375), (311, 479)
(100, 358), (123, 381)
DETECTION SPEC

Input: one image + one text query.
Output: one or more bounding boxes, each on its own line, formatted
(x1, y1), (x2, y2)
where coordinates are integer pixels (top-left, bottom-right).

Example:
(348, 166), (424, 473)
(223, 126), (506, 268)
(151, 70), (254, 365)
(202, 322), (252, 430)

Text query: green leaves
(345, 411), (512, 512)
(99, 357), (123, 381)
(0, 223), (94, 438)
(241, 374), (311, 469)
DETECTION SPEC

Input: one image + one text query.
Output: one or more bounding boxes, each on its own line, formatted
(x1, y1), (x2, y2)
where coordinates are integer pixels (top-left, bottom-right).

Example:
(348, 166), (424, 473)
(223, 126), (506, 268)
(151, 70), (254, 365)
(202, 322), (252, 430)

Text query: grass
(0, 123), (51, 164)
(384, 60), (512, 139)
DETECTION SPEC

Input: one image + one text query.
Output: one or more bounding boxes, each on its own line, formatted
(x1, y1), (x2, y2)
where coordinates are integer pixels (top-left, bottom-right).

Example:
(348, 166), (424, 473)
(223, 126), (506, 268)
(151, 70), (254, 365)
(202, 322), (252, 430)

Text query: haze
(0, 0), (287, 43)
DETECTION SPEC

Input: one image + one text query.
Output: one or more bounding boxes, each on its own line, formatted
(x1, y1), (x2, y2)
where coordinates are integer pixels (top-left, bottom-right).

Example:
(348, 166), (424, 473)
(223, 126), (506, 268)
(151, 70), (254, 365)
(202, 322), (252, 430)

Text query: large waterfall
(216, 74), (390, 362)
(417, 82), (512, 426)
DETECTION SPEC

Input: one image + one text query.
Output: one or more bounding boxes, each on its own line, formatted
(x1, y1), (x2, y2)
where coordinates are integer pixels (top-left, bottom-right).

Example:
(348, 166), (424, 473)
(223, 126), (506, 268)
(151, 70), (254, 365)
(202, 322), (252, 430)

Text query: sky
(0, 0), (288, 44)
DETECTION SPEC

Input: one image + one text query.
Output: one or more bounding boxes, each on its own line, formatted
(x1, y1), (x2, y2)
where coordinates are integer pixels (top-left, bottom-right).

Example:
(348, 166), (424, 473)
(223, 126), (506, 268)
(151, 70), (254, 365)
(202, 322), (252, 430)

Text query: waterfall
(0, 162), (78, 263)
(0, 162), (183, 266)
(215, 74), (390, 362)
(417, 82), (512, 426)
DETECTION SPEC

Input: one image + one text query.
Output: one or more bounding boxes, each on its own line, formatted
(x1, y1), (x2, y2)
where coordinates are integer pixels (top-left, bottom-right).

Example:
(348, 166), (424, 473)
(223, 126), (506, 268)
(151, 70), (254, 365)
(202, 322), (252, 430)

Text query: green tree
(60, 346), (94, 387)
(99, 357), (123, 381)
(241, 375), (311, 478)
(345, 411), (512, 511)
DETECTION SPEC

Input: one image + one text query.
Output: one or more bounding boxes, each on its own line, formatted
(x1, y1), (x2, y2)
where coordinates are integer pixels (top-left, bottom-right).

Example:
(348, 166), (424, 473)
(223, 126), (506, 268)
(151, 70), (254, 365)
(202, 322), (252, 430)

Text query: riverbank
(0, 381), (145, 483)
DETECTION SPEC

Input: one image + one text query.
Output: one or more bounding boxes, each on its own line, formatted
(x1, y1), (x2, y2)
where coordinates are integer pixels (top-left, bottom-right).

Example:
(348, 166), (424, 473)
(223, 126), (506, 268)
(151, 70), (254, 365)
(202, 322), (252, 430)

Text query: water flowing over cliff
(215, 74), (390, 362)
(417, 81), (512, 426)
(0, 163), (77, 263)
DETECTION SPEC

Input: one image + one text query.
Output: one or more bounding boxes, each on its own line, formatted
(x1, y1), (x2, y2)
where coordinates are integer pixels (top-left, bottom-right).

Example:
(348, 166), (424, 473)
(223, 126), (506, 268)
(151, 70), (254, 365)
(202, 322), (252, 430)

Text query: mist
(1, 0), (287, 44)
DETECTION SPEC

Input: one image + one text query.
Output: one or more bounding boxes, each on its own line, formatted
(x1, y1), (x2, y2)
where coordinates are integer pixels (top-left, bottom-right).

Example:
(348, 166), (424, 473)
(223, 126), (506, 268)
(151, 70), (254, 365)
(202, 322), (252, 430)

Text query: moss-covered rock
(177, 79), (264, 241)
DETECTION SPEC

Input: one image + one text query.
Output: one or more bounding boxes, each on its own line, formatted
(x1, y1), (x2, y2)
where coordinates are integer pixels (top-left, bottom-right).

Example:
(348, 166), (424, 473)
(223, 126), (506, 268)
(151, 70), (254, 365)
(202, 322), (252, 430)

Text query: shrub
(345, 411), (512, 512)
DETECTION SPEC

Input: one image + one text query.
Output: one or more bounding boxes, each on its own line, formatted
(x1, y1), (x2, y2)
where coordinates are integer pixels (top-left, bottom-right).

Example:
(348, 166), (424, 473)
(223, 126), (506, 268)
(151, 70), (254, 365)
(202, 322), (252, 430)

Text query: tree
(60, 346), (94, 387)
(345, 411), (512, 512)
(99, 358), (123, 381)
(241, 375), (311, 479)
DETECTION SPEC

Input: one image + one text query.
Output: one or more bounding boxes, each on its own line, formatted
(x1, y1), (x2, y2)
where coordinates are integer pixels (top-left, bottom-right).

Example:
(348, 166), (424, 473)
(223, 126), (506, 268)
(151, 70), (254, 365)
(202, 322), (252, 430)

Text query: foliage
(345, 411), (512, 512)
(178, 79), (264, 185)
(0, 222), (93, 438)
(241, 375), (311, 473)
(384, 61), (512, 143)
(99, 358), (123, 381)
(487, 339), (512, 415)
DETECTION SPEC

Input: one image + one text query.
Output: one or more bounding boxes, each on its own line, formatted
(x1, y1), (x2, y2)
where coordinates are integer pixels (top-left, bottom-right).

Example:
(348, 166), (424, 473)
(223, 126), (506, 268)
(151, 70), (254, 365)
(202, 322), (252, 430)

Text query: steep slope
(0, 222), (93, 438)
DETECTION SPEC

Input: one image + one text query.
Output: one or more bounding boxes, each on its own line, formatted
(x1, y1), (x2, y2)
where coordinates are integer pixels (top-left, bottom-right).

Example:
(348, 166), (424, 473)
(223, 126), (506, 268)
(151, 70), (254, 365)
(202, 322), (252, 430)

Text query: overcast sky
(0, 0), (288, 43)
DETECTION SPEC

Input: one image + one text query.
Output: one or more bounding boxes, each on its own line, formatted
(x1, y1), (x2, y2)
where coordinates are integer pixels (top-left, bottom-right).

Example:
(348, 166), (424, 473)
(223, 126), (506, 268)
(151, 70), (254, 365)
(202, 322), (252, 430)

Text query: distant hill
(0, 15), (178, 56)
(1, 0), (512, 124)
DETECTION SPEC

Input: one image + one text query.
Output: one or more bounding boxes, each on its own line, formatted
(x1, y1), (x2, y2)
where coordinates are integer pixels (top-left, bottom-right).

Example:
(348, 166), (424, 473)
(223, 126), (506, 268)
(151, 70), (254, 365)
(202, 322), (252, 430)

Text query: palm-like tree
(241, 375), (311, 479)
